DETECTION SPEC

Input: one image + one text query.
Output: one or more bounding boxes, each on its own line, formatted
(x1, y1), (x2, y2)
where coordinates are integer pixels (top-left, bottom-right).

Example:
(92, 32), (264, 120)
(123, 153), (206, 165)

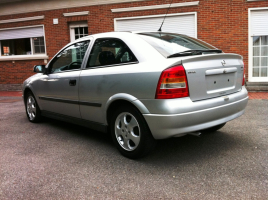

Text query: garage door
(114, 13), (197, 38)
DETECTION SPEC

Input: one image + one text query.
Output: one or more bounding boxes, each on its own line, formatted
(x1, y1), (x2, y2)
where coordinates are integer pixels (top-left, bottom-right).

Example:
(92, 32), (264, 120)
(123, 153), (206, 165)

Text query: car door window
(87, 38), (138, 68)
(50, 40), (90, 73)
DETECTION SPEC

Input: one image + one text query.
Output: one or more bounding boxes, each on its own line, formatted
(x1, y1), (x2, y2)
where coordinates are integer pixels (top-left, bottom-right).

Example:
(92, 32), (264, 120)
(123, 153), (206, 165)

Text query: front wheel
(110, 105), (156, 159)
(25, 92), (41, 123)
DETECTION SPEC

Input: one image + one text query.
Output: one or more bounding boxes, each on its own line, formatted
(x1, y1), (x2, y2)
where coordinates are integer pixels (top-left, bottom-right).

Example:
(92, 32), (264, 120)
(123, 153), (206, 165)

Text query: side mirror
(33, 65), (45, 73)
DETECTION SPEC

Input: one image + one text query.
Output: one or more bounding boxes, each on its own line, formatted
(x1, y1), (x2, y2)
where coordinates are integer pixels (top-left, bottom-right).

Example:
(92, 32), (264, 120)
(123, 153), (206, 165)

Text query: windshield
(137, 32), (217, 57)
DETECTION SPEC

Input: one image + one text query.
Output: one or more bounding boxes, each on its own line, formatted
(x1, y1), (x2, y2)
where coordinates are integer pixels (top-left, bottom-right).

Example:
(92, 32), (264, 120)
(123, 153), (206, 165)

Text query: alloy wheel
(114, 112), (141, 151)
(27, 95), (37, 121)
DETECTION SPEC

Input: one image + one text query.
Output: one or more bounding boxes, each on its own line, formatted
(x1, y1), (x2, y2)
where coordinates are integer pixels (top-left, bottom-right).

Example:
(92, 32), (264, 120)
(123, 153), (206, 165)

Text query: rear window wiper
(167, 49), (223, 58)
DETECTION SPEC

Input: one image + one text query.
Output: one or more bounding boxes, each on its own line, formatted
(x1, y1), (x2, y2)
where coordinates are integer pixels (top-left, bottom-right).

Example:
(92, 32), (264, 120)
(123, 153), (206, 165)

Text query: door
(79, 37), (138, 123)
(37, 40), (90, 118)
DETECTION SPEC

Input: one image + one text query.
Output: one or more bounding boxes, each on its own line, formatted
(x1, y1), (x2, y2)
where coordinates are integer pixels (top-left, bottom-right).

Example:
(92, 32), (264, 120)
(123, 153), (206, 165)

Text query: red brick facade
(0, 0), (268, 90)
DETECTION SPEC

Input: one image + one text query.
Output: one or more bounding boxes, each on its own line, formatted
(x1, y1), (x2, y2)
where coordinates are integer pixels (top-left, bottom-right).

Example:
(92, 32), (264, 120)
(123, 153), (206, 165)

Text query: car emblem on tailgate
(188, 71), (196, 74)
(221, 60), (226, 66)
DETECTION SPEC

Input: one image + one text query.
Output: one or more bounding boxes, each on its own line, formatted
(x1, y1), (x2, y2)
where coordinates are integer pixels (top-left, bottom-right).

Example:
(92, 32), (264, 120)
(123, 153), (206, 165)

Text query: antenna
(158, 0), (174, 32)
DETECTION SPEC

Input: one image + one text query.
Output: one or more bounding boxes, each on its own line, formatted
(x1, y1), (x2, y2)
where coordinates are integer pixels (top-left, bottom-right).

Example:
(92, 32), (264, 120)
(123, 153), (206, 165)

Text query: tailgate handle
(206, 67), (237, 76)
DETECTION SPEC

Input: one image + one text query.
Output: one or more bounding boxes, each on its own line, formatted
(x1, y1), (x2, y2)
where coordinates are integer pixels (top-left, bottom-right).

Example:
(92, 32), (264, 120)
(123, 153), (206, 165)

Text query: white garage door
(249, 9), (268, 81)
(114, 13), (197, 38)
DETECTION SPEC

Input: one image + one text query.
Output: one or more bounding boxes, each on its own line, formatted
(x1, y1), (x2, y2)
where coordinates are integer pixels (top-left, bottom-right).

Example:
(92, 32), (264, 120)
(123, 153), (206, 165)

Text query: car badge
(188, 71), (196, 74)
(223, 69), (227, 73)
(221, 60), (226, 66)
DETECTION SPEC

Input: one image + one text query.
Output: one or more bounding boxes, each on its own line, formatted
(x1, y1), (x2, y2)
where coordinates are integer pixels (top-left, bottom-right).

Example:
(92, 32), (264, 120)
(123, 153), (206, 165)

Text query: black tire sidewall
(25, 92), (41, 123)
(110, 105), (156, 159)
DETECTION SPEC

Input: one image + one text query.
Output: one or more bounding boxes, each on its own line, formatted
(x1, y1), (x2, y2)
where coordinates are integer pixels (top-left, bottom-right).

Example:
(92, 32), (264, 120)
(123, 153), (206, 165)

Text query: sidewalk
(248, 92), (268, 99)
(0, 91), (23, 97)
(1, 91), (268, 99)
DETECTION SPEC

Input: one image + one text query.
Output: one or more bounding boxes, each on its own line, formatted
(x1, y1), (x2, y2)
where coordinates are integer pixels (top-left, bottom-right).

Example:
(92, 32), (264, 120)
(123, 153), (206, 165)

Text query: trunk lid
(181, 53), (244, 102)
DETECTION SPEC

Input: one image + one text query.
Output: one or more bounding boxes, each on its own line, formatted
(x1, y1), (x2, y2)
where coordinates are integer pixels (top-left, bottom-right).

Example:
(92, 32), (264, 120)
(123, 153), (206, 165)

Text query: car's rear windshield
(137, 32), (217, 57)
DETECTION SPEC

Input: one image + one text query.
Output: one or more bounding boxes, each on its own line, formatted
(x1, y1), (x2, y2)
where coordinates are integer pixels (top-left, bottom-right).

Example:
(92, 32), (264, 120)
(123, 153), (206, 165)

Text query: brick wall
(0, 0), (268, 90)
(0, 60), (45, 90)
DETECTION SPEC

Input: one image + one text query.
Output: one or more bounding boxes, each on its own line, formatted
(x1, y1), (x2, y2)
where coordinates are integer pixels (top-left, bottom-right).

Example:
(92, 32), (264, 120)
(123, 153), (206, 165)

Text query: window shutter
(0, 26), (44, 40)
(251, 10), (268, 36)
(115, 14), (196, 38)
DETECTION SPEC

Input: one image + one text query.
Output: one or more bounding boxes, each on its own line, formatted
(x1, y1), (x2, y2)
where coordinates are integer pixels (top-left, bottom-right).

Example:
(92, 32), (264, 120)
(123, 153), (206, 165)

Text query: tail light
(155, 65), (189, 99)
(242, 62), (245, 86)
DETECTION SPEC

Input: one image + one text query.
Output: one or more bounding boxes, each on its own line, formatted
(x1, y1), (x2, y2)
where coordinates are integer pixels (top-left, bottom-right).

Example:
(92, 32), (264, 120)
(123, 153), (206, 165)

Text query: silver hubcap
(27, 96), (37, 120)
(115, 112), (140, 151)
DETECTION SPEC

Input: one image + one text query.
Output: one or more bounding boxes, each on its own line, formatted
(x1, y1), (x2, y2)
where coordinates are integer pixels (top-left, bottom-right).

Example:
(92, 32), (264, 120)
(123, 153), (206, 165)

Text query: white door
(249, 9), (268, 82)
(114, 13), (197, 38)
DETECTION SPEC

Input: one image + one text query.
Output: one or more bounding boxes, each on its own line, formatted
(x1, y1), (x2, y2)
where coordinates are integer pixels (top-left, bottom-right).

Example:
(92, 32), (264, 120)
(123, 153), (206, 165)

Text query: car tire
(201, 123), (226, 133)
(110, 105), (156, 159)
(25, 92), (42, 123)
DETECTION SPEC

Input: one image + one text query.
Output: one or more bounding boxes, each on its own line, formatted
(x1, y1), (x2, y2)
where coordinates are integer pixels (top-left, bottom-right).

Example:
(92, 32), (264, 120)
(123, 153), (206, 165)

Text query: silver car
(23, 32), (248, 158)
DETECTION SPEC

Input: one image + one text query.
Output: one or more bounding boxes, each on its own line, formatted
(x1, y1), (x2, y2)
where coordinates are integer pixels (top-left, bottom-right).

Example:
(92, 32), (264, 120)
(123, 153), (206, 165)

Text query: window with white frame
(253, 36), (268, 77)
(249, 9), (268, 81)
(69, 22), (88, 42)
(0, 26), (46, 56)
(33, 37), (45, 54)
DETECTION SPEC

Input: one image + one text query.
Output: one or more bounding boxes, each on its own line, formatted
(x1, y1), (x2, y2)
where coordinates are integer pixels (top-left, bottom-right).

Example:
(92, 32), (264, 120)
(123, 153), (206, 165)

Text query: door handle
(69, 79), (76, 86)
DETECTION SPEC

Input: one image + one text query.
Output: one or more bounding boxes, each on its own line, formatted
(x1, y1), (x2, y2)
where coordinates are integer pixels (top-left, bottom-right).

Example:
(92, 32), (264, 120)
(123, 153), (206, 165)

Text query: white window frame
(248, 7), (268, 82)
(0, 25), (48, 61)
(114, 12), (198, 38)
(69, 22), (88, 42)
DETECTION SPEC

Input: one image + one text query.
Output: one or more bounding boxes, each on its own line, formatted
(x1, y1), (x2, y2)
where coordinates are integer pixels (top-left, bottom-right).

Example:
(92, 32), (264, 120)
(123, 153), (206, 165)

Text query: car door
(36, 40), (90, 118)
(79, 37), (138, 123)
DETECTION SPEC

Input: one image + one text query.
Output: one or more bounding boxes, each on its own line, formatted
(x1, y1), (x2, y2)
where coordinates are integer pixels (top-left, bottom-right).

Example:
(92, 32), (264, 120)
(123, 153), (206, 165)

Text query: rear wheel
(110, 105), (156, 159)
(25, 92), (41, 123)
(201, 123), (226, 133)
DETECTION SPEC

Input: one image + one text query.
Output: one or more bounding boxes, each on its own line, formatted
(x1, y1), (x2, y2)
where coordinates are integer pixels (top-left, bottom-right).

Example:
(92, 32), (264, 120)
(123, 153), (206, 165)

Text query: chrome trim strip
(39, 96), (78, 104)
(79, 101), (102, 107)
(39, 96), (101, 107)
(83, 61), (139, 70)
(205, 67), (237, 75)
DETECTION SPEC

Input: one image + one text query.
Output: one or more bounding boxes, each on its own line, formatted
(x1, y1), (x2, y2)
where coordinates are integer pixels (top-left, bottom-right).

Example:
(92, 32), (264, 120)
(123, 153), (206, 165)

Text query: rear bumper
(143, 88), (248, 139)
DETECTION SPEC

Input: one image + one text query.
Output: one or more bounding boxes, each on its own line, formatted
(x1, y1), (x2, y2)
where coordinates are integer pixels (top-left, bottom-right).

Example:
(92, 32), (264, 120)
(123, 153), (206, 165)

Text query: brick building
(0, 0), (267, 91)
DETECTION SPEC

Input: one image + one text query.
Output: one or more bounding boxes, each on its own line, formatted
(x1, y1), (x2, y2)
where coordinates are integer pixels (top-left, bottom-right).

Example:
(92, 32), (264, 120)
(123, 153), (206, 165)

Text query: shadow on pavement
(36, 116), (249, 168)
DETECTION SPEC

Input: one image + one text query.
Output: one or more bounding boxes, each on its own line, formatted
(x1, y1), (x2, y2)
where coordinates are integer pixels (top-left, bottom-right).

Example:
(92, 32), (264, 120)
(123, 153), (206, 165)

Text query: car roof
(76, 31), (133, 41)
(75, 31), (187, 42)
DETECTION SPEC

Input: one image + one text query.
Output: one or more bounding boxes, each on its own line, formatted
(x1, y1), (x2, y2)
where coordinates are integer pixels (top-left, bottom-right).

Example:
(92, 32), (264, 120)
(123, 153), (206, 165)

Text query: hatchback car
(23, 31), (248, 158)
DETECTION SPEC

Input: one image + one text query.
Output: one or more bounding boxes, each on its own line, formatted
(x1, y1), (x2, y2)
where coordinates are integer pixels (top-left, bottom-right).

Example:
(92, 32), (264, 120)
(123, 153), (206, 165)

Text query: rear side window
(87, 38), (138, 68)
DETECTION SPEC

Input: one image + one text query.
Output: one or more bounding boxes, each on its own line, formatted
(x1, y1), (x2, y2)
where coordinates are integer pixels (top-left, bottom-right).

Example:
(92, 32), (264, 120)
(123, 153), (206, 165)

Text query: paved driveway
(0, 97), (267, 199)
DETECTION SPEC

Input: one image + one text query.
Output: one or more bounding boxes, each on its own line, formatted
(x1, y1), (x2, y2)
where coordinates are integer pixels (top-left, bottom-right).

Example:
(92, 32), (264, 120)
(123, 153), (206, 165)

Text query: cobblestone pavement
(248, 92), (268, 99)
